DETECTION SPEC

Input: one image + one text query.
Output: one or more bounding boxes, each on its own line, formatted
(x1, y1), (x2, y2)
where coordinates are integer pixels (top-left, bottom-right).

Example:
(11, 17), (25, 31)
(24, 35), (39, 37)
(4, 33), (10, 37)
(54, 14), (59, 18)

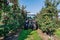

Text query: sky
(18, 0), (60, 14)
(19, 0), (44, 14)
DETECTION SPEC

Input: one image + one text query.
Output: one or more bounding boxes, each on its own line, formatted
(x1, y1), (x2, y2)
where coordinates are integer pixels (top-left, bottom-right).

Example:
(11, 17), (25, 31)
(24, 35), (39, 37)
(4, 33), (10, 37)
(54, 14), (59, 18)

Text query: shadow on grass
(18, 29), (32, 40)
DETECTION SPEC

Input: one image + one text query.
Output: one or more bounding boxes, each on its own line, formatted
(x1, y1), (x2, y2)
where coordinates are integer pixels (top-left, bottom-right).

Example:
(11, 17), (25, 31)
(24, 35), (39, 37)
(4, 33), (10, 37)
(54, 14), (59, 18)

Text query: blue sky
(18, 0), (60, 14)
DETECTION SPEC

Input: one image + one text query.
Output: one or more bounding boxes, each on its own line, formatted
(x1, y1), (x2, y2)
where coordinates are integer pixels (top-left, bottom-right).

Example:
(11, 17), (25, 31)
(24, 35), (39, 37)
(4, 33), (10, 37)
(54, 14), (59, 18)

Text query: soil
(37, 29), (59, 40)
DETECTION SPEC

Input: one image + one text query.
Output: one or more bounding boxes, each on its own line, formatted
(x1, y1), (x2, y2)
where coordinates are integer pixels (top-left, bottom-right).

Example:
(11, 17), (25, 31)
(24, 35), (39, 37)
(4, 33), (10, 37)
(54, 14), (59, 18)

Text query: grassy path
(18, 29), (42, 40)
(18, 29), (60, 40)
(37, 29), (49, 40)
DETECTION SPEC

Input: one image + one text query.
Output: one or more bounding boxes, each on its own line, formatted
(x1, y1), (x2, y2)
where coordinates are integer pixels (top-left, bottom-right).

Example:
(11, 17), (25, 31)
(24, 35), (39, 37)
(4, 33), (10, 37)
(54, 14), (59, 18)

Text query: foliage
(36, 12), (57, 35)
(36, 0), (60, 35)
(0, 0), (27, 37)
(55, 29), (60, 38)
(45, 0), (60, 23)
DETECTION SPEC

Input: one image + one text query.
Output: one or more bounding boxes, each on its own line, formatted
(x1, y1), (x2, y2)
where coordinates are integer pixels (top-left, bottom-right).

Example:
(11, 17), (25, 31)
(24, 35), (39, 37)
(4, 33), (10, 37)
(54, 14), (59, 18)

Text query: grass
(18, 29), (42, 40)
(55, 20), (60, 38)
(55, 29), (60, 38)
(18, 29), (32, 40)
(30, 30), (42, 40)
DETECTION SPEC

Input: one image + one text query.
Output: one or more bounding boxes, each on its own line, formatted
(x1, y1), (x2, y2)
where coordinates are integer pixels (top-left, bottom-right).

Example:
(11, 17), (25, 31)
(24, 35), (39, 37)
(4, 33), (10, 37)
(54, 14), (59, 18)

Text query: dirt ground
(37, 29), (60, 40)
